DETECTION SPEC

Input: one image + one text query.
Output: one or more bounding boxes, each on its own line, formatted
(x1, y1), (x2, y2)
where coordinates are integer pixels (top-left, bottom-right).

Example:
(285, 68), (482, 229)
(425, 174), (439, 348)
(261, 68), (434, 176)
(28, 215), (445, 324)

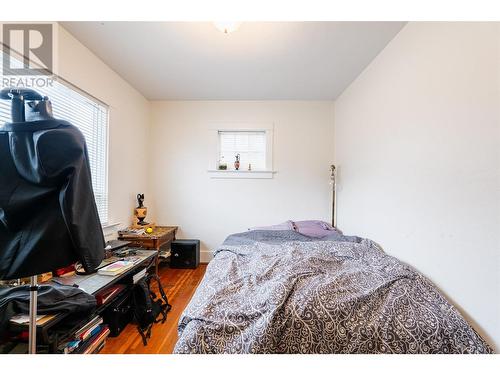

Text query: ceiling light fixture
(213, 22), (241, 34)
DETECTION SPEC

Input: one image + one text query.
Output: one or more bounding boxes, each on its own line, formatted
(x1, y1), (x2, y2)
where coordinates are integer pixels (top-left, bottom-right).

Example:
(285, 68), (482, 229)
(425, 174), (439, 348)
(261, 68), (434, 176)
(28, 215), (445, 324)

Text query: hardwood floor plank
(101, 264), (207, 354)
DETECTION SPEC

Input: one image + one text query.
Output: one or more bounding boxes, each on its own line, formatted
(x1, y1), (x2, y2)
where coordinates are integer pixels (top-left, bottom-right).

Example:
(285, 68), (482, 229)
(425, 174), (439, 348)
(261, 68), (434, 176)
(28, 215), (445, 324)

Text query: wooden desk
(118, 226), (178, 275)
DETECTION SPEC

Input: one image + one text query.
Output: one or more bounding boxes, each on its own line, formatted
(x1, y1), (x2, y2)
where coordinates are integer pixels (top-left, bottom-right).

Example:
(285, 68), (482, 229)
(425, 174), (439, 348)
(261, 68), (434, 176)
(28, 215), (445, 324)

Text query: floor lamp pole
(28, 275), (38, 354)
(330, 165), (337, 228)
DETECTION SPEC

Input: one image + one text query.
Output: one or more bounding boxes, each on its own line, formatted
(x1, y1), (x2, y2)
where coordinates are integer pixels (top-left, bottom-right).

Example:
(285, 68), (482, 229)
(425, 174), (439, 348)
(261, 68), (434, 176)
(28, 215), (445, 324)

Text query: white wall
(150, 101), (334, 261)
(334, 22), (500, 350)
(57, 25), (152, 237)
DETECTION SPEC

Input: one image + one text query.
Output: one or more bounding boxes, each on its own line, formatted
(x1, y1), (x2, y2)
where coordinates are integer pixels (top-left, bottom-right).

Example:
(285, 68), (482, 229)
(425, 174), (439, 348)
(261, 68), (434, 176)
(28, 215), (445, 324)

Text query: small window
(208, 125), (274, 178)
(218, 131), (267, 171)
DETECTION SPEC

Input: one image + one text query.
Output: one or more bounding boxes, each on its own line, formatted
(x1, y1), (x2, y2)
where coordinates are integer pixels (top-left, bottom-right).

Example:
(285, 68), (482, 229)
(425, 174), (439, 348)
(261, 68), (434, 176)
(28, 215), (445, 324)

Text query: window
(0, 81), (109, 225)
(208, 125), (274, 179)
(218, 131), (267, 171)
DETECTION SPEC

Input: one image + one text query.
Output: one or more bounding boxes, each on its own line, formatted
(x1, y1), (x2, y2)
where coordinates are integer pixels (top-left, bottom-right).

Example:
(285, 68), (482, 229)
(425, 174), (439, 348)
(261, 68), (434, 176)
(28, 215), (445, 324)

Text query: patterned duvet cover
(174, 230), (492, 354)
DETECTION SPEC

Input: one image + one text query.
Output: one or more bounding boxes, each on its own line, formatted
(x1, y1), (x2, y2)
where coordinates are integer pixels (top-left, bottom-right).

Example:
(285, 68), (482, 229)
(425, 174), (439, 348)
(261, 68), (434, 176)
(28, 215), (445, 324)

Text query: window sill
(208, 170), (276, 179)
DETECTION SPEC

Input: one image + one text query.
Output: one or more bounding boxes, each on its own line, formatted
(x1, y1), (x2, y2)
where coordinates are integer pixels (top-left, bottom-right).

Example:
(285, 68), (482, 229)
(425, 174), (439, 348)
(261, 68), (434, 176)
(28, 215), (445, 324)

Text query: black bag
(102, 291), (133, 337)
(132, 274), (171, 346)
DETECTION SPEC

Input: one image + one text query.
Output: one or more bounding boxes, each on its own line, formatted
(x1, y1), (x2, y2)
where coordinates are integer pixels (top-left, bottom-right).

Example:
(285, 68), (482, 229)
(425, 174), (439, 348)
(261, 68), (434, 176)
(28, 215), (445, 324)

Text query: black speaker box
(170, 239), (200, 269)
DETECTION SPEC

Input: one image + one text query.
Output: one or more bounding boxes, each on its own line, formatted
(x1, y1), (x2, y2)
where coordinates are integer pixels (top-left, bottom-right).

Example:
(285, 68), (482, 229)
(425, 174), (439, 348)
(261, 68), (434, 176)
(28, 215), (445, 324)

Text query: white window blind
(218, 131), (267, 170)
(0, 80), (109, 225)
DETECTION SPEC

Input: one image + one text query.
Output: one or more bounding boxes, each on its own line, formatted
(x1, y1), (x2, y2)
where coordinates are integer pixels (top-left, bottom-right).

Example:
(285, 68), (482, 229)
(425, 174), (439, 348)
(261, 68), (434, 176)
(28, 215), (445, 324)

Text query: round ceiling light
(213, 22), (241, 34)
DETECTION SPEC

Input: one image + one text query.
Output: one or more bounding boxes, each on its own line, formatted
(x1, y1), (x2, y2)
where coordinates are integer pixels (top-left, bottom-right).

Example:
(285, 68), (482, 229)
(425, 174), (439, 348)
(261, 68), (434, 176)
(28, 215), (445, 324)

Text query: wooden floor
(101, 263), (207, 354)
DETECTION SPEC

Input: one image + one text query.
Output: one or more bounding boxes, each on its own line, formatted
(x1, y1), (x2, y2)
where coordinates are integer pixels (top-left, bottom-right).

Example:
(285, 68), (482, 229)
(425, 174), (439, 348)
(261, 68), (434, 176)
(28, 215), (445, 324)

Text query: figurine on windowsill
(234, 153), (240, 170)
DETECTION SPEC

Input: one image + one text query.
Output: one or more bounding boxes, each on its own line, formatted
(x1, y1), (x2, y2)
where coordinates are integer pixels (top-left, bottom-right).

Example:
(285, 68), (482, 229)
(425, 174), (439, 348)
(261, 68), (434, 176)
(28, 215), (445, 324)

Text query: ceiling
(61, 22), (406, 100)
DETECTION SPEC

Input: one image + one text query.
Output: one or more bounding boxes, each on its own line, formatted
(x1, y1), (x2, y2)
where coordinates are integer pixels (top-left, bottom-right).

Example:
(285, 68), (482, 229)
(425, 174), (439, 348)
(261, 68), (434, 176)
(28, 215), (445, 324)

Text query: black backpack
(132, 273), (171, 346)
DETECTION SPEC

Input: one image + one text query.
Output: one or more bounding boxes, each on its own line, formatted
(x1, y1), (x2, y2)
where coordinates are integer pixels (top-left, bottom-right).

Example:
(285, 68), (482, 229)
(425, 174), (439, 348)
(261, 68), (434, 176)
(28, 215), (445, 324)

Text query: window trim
(96, 106), (110, 227)
(207, 123), (276, 179)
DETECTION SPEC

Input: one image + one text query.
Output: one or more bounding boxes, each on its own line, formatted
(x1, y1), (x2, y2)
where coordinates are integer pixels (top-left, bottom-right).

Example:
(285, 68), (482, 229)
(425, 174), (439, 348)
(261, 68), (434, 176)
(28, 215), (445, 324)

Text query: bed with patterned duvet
(174, 227), (492, 354)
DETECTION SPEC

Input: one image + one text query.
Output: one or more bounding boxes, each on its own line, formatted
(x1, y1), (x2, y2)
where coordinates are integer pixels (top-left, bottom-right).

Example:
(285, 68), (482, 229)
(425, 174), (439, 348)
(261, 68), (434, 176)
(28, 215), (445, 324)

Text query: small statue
(134, 193), (148, 226)
(137, 193), (145, 208)
(234, 153), (240, 170)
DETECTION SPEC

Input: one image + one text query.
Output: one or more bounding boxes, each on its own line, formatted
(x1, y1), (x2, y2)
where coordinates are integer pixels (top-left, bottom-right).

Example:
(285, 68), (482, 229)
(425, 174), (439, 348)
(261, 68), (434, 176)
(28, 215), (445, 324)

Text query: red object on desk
(54, 264), (76, 277)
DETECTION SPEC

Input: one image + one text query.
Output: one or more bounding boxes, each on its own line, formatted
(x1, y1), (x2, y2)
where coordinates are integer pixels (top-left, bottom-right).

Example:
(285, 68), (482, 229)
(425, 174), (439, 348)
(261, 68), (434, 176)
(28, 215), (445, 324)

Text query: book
(10, 314), (56, 326)
(84, 328), (110, 354)
(92, 340), (106, 354)
(95, 284), (125, 305)
(75, 325), (110, 354)
(97, 260), (135, 276)
(80, 324), (102, 342)
(74, 316), (103, 340)
(133, 268), (147, 284)
(63, 340), (80, 354)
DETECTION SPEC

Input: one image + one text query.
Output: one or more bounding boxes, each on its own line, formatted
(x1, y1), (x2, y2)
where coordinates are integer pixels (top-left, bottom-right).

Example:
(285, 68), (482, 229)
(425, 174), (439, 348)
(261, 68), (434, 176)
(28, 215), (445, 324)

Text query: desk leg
(155, 246), (160, 276)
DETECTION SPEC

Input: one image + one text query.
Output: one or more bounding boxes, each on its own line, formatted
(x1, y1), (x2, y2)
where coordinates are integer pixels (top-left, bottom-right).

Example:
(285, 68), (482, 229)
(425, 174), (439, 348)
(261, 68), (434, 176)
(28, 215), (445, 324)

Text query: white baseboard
(200, 250), (213, 263)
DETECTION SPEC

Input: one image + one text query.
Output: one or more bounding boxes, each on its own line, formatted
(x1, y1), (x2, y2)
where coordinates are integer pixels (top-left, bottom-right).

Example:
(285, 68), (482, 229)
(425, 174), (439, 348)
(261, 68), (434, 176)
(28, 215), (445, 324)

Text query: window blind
(0, 78), (109, 225)
(218, 131), (267, 170)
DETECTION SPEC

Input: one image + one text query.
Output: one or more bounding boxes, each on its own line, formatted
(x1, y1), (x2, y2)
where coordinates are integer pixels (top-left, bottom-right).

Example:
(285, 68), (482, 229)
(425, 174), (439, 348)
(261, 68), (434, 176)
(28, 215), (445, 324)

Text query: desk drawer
(127, 239), (156, 249)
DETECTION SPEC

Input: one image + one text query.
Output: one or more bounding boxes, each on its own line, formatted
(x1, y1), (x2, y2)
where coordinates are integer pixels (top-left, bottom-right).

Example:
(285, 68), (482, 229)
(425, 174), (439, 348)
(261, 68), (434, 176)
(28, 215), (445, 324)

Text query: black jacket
(0, 284), (97, 335)
(0, 119), (104, 279)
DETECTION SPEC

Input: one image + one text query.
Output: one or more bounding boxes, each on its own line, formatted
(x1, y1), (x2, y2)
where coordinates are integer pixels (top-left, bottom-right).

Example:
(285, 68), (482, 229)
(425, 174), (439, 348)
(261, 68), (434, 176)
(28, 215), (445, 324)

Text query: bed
(173, 227), (492, 354)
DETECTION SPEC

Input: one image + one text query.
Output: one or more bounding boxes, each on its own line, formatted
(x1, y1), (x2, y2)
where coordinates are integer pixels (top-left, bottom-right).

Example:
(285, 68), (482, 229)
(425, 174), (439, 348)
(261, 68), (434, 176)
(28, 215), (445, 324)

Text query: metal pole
(28, 275), (38, 354)
(330, 165), (337, 228)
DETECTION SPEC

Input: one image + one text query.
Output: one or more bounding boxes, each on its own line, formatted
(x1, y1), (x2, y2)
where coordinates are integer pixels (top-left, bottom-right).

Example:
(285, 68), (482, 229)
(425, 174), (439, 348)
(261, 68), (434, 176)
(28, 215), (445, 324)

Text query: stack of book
(60, 316), (110, 354)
